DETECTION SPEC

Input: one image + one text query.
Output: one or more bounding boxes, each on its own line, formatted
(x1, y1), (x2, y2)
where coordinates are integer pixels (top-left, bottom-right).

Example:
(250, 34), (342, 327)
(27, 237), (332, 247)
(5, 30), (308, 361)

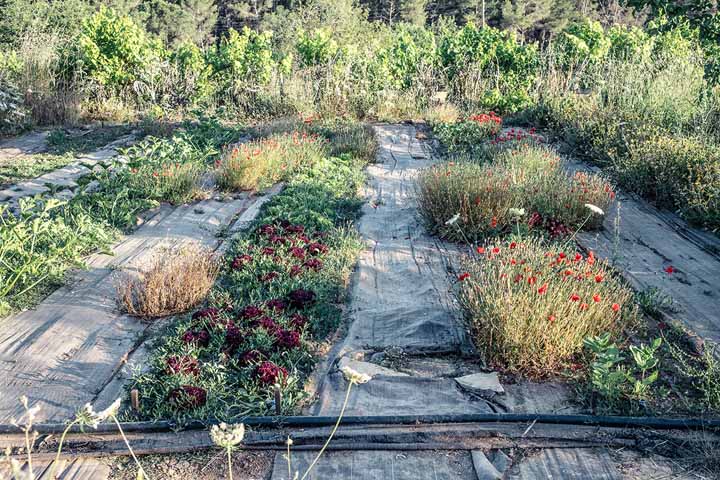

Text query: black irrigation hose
(4, 413), (720, 436)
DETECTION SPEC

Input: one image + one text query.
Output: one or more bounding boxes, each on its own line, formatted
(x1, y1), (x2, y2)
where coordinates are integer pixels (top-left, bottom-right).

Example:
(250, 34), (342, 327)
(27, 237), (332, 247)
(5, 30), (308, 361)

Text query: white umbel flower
(341, 366), (372, 385)
(585, 203), (605, 215)
(509, 208), (526, 218)
(445, 213), (460, 225)
(210, 422), (245, 448)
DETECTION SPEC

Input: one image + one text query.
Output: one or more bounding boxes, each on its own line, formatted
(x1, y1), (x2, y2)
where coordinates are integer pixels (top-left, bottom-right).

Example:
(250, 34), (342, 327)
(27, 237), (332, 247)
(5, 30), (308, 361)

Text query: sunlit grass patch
(417, 143), (614, 242)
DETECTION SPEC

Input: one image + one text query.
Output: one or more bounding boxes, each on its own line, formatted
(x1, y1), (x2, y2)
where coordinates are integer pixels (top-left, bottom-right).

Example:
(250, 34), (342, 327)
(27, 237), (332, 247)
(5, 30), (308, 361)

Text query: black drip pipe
(2, 413), (719, 436)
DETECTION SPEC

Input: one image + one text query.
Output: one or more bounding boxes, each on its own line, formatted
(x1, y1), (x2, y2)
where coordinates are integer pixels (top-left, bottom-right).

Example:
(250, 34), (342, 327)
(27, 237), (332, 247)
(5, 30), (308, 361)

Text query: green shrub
(209, 27), (274, 98)
(296, 28), (339, 67)
(0, 199), (114, 313)
(432, 112), (502, 153)
(438, 23), (539, 112)
(73, 7), (160, 91)
(456, 237), (636, 376)
(215, 131), (327, 191)
(0, 77), (28, 134)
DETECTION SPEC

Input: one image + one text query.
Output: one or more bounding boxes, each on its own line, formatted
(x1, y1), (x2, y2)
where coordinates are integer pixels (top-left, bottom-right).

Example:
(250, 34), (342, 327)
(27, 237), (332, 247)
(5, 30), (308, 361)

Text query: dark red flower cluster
(266, 298), (287, 312)
(256, 361), (288, 385)
(290, 313), (308, 329)
(303, 258), (323, 271)
(239, 349), (263, 366)
(275, 329), (301, 349)
(168, 385), (207, 409)
(166, 355), (200, 376)
(307, 242), (329, 256)
(182, 329), (210, 347)
(288, 288), (316, 308)
(527, 211), (571, 238)
(231, 254), (253, 270)
(192, 307), (220, 321)
(224, 322), (244, 354)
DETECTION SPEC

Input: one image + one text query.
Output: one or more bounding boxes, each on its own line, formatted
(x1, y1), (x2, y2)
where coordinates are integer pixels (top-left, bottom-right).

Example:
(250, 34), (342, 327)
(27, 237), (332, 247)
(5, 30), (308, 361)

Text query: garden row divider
(2, 415), (719, 460)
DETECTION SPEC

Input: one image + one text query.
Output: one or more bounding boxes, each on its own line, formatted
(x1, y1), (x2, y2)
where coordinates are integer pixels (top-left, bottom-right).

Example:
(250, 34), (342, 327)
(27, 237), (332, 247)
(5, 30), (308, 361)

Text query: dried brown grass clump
(116, 245), (219, 318)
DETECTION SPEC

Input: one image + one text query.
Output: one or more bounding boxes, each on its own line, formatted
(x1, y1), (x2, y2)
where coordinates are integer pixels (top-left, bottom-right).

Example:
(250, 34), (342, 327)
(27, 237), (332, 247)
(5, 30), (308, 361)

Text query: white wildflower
(77, 398), (122, 429)
(445, 213), (460, 225)
(585, 203), (605, 215)
(340, 366), (372, 385)
(508, 208), (526, 218)
(210, 422), (245, 449)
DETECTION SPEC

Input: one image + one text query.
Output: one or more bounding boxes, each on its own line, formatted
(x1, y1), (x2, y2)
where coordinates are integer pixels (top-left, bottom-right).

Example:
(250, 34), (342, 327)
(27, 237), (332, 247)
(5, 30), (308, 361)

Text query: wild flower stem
(287, 439), (292, 479)
(48, 419), (78, 479)
(112, 415), (150, 480)
(227, 447), (234, 480)
(299, 382), (354, 480)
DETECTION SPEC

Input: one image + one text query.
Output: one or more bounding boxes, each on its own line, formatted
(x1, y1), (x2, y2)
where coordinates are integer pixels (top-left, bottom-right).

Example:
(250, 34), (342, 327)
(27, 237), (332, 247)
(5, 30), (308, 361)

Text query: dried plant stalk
(116, 245), (220, 318)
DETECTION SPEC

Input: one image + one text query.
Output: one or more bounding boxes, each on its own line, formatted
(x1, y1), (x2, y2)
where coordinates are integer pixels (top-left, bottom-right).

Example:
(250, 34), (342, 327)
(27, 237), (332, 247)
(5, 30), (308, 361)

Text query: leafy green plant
(432, 112), (502, 154)
(0, 198), (114, 314)
(584, 333), (663, 414)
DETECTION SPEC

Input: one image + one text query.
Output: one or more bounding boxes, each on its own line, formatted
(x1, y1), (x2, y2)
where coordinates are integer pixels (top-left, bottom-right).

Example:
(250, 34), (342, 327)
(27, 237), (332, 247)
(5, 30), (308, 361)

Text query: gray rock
(54, 189), (76, 202)
(454, 372), (504, 397)
(83, 180), (101, 194)
(337, 357), (408, 378)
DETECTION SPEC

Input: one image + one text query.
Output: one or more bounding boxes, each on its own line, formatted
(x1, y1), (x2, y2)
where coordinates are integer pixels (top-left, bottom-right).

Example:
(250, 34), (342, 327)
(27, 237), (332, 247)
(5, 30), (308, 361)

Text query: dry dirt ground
(109, 450), (274, 480)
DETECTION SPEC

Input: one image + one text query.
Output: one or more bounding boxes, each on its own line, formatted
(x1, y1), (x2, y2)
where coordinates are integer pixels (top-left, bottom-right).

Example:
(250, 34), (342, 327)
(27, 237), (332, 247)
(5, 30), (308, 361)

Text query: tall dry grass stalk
(116, 245), (219, 319)
(17, 30), (83, 126)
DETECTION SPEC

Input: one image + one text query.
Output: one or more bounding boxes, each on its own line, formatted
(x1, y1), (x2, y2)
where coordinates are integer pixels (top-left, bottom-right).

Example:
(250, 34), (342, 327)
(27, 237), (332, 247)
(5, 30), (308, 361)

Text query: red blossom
(595, 275), (604, 283)
(458, 272), (471, 282)
(288, 289), (316, 308)
(260, 271), (280, 282)
(239, 305), (264, 320)
(192, 308), (220, 321)
(289, 265), (303, 277)
(611, 303), (620, 312)
(181, 329), (210, 347)
(261, 247), (276, 256)
(266, 299), (287, 312)
(509, 242), (517, 249)
(664, 265), (675, 274)
(290, 247), (306, 260)
(593, 294), (601, 303)
(238, 349), (263, 366)
(537, 283), (548, 295)
(476, 246), (486, 254)
(528, 276), (537, 285)
(255, 361), (288, 385)
(275, 329), (301, 349)
(166, 356), (200, 376)
(307, 242), (329, 256)
(168, 385), (207, 409)
(570, 294), (581, 302)
(257, 224), (276, 236)
(579, 303), (589, 310)
(303, 258), (324, 271)
(231, 254), (253, 270)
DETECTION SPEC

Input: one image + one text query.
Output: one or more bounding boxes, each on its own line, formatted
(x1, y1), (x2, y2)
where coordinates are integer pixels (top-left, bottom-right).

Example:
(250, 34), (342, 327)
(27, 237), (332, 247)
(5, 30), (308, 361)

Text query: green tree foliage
(0, 0), (92, 45)
(72, 7), (161, 90)
(208, 26), (274, 96)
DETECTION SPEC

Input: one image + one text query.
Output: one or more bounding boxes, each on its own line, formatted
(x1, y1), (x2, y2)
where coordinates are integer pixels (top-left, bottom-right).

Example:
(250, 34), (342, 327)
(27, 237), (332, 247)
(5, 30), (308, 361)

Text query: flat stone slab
(272, 450), (477, 480)
(455, 372), (504, 397)
(0, 130), (49, 159)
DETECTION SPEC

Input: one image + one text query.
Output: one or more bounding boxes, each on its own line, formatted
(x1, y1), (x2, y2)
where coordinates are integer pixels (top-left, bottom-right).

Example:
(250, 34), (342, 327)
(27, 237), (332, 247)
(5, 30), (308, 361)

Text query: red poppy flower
(528, 276), (537, 285)
(611, 303), (620, 312)
(492, 247), (500, 254)
(490, 217), (498, 228)
(458, 272), (471, 282)
(537, 283), (548, 295)
(574, 253), (583, 262)
(664, 265), (674, 274)
(593, 294), (601, 303)
(587, 252), (595, 265)
(476, 246), (486, 254)
(509, 242), (517, 249)
(558, 252), (566, 259)
(570, 294), (581, 302)
(594, 275), (604, 283)
(548, 315), (555, 323)
(579, 303), (589, 310)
